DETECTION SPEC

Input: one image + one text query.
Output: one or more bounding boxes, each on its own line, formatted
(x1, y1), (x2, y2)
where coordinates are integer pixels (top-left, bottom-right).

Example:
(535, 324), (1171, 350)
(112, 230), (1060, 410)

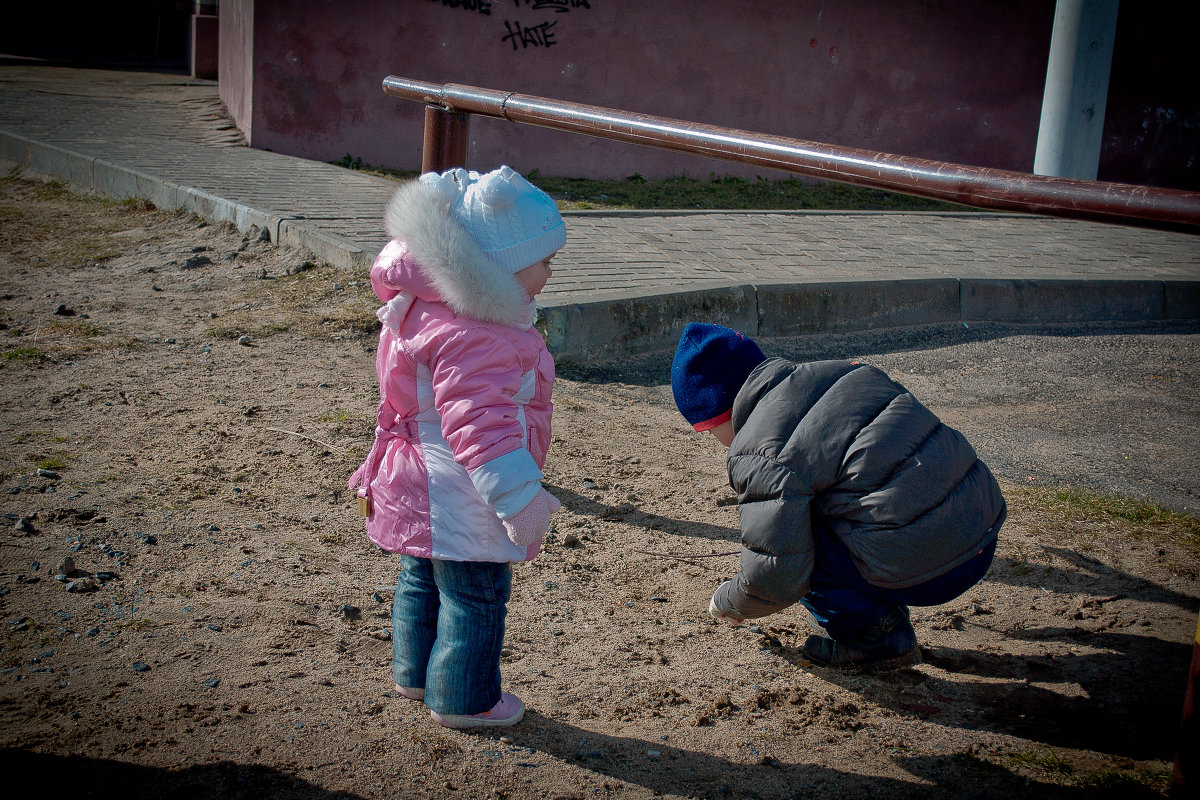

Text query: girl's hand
(502, 489), (561, 546)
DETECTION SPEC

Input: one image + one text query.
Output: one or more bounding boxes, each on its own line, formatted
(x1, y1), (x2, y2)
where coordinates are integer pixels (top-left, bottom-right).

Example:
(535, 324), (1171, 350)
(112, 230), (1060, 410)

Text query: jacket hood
(383, 179), (533, 328)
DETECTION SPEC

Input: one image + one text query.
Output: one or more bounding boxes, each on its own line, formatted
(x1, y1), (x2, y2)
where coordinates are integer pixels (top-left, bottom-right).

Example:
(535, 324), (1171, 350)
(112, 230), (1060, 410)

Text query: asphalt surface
(777, 321), (1200, 517)
(569, 319), (1200, 516)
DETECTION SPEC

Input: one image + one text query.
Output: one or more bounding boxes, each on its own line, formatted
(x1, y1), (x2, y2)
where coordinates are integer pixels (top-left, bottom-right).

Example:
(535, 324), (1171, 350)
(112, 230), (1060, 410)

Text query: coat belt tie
(348, 409), (419, 495)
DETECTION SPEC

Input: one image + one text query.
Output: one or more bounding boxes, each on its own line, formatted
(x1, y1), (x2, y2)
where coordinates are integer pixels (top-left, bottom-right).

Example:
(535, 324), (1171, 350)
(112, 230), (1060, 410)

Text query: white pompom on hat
(418, 166), (566, 273)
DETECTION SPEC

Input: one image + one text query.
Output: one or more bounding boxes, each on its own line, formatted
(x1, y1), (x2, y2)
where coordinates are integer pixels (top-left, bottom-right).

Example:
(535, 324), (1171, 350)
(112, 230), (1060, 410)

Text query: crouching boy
(671, 323), (1006, 672)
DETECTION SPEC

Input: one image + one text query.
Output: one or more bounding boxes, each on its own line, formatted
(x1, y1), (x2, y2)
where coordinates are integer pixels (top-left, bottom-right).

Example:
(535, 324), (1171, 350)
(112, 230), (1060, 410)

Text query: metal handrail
(383, 76), (1200, 233)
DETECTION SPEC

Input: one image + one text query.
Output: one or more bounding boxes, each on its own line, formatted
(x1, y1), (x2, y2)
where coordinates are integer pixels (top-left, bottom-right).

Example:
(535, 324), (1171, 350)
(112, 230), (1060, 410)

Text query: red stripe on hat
(692, 408), (732, 432)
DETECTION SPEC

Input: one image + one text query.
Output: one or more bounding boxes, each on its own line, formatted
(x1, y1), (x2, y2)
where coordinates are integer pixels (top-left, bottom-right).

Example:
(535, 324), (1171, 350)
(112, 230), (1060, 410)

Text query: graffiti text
(429, 0), (492, 15)
(511, 0), (591, 12)
(502, 19), (558, 49)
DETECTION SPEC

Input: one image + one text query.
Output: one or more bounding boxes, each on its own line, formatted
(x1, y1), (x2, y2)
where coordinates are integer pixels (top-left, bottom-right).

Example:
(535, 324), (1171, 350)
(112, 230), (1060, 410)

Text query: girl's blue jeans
(799, 524), (998, 641)
(392, 554), (511, 716)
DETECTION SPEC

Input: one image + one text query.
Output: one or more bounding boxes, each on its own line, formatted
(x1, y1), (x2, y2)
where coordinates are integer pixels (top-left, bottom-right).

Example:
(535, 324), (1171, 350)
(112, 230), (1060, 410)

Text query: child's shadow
(476, 711), (1103, 799)
(547, 482), (740, 546)
(766, 625), (1190, 762)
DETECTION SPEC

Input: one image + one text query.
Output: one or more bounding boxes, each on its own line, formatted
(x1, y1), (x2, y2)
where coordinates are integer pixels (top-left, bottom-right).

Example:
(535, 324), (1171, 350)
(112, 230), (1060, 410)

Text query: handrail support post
(422, 106), (470, 173)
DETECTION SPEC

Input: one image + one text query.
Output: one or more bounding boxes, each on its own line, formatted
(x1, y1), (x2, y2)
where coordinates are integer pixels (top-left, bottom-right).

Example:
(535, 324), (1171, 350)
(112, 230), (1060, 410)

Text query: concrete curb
(538, 278), (1200, 364)
(538, 285), (758, 363)
(0, 132), (94, 187)
(276, 220), (374, 271)
(757, 279), (961, 336)
(961, 278), (1200, 324)
(0, 129), (287, 235)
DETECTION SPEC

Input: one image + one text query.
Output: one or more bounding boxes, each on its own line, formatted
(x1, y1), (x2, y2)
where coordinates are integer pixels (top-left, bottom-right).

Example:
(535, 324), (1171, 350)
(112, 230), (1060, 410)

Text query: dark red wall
(217, 0), (1196, 188)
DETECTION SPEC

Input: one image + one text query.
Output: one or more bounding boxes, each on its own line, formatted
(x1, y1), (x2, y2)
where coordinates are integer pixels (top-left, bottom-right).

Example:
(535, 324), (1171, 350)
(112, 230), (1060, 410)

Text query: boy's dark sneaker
(802, 608), (921, 672)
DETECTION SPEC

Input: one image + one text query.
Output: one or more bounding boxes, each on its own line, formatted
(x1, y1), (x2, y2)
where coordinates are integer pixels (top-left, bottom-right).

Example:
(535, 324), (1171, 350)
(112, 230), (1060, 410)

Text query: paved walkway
(1, 65), (1197, 362)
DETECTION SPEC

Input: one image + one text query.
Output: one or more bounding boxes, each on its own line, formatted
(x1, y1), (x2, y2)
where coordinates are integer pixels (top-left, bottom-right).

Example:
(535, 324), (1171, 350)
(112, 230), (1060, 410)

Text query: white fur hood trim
(383, 180), (533, 329)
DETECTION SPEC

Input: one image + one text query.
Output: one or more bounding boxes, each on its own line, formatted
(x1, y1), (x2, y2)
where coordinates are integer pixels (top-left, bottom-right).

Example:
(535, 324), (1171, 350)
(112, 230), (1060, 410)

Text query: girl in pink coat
(349, 166), (564, 728)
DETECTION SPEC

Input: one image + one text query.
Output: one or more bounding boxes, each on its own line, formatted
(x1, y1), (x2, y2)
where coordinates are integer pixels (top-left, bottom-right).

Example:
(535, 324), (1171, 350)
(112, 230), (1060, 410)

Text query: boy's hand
(708, 583), (743, 625)
(502, 489), (562, 546)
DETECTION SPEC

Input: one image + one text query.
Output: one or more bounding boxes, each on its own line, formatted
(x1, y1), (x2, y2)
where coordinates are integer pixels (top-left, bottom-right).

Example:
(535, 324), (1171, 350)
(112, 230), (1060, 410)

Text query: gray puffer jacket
(712, 358), (1006, 620)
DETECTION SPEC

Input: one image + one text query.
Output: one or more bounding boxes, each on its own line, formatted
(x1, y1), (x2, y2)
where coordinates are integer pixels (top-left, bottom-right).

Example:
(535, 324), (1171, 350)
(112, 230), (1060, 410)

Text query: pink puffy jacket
(349, 180), (557, 563)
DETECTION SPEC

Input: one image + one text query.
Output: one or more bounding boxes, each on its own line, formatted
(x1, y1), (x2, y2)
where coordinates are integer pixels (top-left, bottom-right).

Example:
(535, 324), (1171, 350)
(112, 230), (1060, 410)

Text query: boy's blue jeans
(799, 526), (997, 641)
(392, 555), (511, 716)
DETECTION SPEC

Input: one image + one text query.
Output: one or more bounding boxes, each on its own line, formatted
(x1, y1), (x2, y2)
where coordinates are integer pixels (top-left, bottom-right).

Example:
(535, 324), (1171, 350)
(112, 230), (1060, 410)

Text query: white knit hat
(418, 166), (565, 273)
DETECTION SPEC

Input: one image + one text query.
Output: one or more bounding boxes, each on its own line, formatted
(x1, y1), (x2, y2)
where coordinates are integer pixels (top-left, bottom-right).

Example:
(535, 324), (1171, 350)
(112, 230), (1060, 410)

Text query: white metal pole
(1033, 0), (1120, 180)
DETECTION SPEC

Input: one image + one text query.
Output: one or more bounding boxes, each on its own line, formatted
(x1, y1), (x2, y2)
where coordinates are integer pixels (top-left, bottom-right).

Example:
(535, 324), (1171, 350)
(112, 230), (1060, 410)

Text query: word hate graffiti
(430, 0), (594, 50)
(502, 19), (558, 49)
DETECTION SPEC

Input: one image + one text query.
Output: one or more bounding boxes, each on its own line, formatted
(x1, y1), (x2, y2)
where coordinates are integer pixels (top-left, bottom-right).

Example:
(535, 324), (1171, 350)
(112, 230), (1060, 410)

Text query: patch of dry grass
(0, 169), (173, 269)
(1005, 482), (1200, 560)
(239, 264), (378, 340)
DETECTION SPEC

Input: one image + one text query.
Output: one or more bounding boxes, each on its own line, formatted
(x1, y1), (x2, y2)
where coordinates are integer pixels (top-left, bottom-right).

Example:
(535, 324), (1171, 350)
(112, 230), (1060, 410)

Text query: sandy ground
(1, 169), (1198, 799)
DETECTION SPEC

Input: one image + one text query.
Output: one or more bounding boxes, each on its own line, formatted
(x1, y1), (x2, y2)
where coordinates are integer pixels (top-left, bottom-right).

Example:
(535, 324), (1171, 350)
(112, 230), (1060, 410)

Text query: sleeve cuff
(468, 448), (543, 518)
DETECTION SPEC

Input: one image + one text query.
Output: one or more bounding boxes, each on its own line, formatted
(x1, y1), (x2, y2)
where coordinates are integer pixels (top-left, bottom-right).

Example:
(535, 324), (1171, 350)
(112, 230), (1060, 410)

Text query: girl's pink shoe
(430, 692), (524, 729)
(394, 684), (424, 701)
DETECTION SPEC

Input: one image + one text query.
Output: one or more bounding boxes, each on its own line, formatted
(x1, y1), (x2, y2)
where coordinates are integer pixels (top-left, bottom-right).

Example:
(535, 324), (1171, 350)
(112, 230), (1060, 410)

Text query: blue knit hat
(671, 323), (766, 431)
